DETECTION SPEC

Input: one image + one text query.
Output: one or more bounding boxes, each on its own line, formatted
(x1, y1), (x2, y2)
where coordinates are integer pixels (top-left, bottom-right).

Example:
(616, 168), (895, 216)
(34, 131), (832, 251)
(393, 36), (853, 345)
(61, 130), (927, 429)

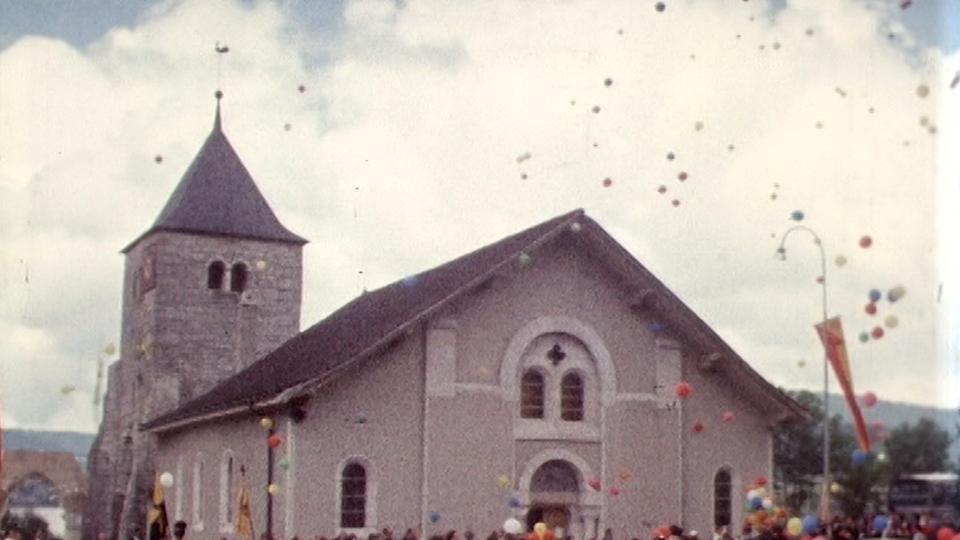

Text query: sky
(0, 0), (958, 434)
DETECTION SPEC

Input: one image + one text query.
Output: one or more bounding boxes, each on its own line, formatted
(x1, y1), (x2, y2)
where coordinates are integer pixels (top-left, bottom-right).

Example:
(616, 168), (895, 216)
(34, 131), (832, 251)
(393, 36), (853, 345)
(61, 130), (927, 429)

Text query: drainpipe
(267, 427), (275, 540)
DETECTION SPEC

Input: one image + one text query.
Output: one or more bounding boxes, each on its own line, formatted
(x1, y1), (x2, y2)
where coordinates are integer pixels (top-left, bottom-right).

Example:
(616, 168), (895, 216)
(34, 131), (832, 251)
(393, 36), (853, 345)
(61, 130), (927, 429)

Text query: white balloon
(504, 518), (524, 535)
(160, 472), (174, 488)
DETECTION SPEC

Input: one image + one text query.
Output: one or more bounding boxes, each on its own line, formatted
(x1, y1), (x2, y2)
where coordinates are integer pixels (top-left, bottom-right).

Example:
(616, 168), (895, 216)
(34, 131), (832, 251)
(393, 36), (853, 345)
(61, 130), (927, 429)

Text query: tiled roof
(123, 101), (306, 252)
(143, 209), (585, 429)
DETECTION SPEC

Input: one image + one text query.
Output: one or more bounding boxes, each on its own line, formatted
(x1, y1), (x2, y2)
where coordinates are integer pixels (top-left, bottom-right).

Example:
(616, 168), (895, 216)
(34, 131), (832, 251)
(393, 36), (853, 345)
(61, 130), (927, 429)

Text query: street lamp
(776, 225), (831, 529)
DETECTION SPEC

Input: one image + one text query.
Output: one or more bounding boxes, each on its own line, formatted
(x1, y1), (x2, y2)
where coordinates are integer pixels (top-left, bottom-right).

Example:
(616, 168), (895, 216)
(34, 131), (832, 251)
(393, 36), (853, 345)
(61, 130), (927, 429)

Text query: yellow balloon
(268, 483), (281, 494)
(60, 384), (76, 395)
(103, 343), (117, 356)
(797, 359), (806, 368)
(497, 475), (510, 488)
(834, 255), (847, 268)
(534, 523), (548, 536)
(261, 417), (274, 428)
(787, 517), (803, 537)
(830, 482), (842, 493)
(884, 315), (899, 329)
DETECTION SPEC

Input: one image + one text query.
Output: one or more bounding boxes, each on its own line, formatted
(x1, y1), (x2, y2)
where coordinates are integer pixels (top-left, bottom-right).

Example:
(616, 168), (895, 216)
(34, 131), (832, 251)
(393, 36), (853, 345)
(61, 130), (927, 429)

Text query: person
(173, 522), (187, 540)
(130, 528), (144, 540)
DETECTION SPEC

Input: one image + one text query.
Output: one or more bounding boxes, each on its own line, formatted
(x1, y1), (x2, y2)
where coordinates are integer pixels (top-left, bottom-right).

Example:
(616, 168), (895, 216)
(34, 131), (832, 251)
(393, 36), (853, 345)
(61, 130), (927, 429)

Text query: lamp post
(775, 225), (831, 530)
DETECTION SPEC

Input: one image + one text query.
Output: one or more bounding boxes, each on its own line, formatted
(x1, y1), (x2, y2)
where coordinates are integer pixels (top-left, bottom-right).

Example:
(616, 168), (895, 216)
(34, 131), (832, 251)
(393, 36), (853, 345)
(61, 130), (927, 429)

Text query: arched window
(560, 372), (584, 421)
(340, 462), (367, 528)
(230, 263), (248, 292)
(208, 261), (226, 290)
(714, 469), (733, 528)
(193, 454), (205, 529)
(520, 370), (545, 419)
(220, 452), (234, 530)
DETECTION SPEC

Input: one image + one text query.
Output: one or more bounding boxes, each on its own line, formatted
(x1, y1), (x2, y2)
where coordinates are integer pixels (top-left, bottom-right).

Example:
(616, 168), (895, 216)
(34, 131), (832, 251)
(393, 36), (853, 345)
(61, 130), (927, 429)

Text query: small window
(714, 469), (733, 528)
(560, 372), (584, 421)
(193, 455), (205, 529)
(340, 462), (367, 528)
(230, 263), (248, 293)
(520, 371), (545, 419)
(220, 453), (234, 528)
(208, 261), (226, 290)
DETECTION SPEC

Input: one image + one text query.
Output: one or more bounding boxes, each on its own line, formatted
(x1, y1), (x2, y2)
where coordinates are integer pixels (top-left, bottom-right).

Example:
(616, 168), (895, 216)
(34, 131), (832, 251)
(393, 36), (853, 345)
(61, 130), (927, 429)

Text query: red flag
(815, 316), (871, 452)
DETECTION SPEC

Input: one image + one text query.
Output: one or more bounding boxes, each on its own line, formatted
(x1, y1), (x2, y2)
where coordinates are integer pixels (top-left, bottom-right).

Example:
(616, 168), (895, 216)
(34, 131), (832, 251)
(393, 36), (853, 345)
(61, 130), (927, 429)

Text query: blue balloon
(508, 496), (520, 508)
(750, 496), (764, 510)
(869, 289), (882, 302)
(791, 210), (805, 221)
(873, 516), (889, 532)
(430, 512), (441, 523)
(887, 289), (898, 303)
(802, 516), (819, 534)
(852, 450), (868, 465)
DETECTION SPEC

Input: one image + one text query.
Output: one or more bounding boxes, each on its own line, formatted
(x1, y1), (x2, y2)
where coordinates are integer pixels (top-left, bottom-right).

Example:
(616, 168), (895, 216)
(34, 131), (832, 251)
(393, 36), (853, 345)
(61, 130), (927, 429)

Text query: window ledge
(338, 528), (377, 537)
(514, 421), (600, 442)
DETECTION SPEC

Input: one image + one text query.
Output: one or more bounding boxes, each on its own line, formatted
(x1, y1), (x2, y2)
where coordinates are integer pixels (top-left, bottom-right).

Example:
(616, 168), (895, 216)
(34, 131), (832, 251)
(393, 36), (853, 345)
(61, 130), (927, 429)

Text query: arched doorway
(527, 460), (578, 537)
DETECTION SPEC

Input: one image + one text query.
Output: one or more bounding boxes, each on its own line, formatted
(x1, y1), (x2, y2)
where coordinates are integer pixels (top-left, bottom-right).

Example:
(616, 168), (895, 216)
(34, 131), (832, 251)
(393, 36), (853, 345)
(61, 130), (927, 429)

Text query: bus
(887, 473), (960, 519)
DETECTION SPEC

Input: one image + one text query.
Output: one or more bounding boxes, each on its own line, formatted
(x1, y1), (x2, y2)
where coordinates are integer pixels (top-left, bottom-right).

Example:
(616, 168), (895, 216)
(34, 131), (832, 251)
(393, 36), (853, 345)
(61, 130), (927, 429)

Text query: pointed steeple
(124, 92), (306, 252)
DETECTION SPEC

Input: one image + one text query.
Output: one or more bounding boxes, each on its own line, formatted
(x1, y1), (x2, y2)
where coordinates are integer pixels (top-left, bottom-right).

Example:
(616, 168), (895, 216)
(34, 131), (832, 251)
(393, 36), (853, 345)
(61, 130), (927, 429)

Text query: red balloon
(722, 411), (735, 422)
(678, 172), (688, 181)
(268, 434), (282, 448)
(587, 476), (601, 490)
(655, 527), (670, 538)
(756, 476), (768, 487)
(603, 178), (613, 187)
(859, 236), (873, 248)
(865, 303), (877, 315)
(693, 421), (706, 432)
(675, 381), (693, 398)
(609, 486), (621, 495)
(871, 326), (884, 339)
(862, 392), (877, 407)
(936, 528), (955, 540)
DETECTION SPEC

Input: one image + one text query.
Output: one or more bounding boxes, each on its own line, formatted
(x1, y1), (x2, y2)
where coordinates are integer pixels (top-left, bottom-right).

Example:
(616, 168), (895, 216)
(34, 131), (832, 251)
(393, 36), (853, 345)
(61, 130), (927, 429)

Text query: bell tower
(85, 91), (308, 540)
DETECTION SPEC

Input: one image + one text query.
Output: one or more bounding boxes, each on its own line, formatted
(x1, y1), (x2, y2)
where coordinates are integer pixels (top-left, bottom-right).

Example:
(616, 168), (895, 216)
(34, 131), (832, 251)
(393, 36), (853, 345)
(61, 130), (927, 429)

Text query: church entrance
(526, 505), (570, 536)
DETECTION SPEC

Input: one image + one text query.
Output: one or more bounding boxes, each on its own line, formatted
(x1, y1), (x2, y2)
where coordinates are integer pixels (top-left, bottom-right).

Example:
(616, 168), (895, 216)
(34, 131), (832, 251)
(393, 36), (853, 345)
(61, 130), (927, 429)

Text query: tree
(884, 418), (951, 478)
(775, 390), (824, 510)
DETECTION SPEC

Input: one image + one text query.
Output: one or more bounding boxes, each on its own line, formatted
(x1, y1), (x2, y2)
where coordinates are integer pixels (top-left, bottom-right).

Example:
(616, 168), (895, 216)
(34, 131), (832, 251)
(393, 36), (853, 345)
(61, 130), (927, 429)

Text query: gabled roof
(143, 209), (808, 432)
(123, 99), (306, 253)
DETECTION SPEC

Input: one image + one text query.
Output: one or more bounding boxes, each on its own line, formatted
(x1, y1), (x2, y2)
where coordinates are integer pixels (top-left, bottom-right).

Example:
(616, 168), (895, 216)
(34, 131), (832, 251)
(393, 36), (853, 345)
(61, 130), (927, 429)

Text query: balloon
(917, 85), (930, 98)
(859, 236), (873, 248)
(791, 210), (805, 221)
(609, 486), (621, 495)
(619, 471), (632, 480)
(762, 498), (774, 510)
(865, 303), (877, 315)
(802, 516), (819, 534)
(667, 152), (675, 160)
(60, 385), (76, 396)
(267, 483), (280, 495)
(604, 78), (614, 87)
(658, 185), (667, 194)
(747, 489), (761, 500)
(508, 496), (521, 508)
(255, 260), (268, 270)
(672, 199), (681, 207)
(430, 512), (441, 523)
(937, 528), (956, 540)
(675, 381), (693, 398)
(834, 255), (847, 267)
(869, 289), (882, 302)
(722, 411), (735, 422)
(103, 343), (117, 355)
(830, 482), (842, 493)
(852, 450), (868, 465)
(678, 172), (688, 181)
(884, 314), (899, 328)
(278, 457), (290, 471)
(862, 392), (877, 407)
(603, 178), (613, 187)
(268, 434), (282, 448)
(261, 417), (274, 428)
(298, 84), (306, 93)
(787, 518), (803, 537)
(518, 253), (532, 265)
(654, 527), (670, 538)
(155, 155), (164, 164)
(797, 359), (806, 368)
(655, 2), (666, 12)
(497, 475), (510, 488)
(592, 106), (601, 114)
(693, 421), (706, 432)
(587, 476), (601, 490)
(750, 496), (764, 510)
(873, 516), (889, 532)
(694, 121), (704, 131)
(504, 519), (524, 535)
(534, 523), (548, 537)
(160, 472), (174, 488)
(871, 326), (884, 339)
(755, 476), (767, 487)
(858, 332), (869, 343)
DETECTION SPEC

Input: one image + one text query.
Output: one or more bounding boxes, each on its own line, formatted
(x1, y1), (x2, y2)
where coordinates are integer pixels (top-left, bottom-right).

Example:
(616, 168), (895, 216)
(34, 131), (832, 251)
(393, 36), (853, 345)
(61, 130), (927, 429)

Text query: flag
(235, 475), (254, 540)
(814, 316), (872, 452)
(148, 474), (169, 540)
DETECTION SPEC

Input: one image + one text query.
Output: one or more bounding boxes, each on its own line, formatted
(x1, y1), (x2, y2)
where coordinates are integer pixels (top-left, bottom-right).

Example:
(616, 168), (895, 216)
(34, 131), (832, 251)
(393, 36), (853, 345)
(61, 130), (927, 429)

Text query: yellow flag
(148, 474), (169, 540)
(235, 477), (254, 540)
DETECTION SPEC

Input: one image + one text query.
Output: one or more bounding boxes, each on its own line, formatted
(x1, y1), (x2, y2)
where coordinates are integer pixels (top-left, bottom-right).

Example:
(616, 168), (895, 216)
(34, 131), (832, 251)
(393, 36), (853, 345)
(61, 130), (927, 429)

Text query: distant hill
(792, 391), (959, 461)
(2, 429), (97, 466)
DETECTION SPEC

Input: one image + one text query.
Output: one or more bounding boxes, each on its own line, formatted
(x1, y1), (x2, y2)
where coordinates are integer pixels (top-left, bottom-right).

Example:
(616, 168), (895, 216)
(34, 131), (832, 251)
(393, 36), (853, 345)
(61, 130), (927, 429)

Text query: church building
(86, 94), (808, 540)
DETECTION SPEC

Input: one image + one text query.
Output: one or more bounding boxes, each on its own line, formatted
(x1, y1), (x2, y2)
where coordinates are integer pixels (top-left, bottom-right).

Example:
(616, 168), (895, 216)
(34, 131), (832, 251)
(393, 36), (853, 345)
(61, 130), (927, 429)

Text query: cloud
(0, 0), (956, 431)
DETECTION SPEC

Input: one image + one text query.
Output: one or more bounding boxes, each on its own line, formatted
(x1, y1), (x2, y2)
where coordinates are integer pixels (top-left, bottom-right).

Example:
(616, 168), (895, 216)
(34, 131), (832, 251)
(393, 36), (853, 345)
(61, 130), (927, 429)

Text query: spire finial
(213, 90), (223, 131)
